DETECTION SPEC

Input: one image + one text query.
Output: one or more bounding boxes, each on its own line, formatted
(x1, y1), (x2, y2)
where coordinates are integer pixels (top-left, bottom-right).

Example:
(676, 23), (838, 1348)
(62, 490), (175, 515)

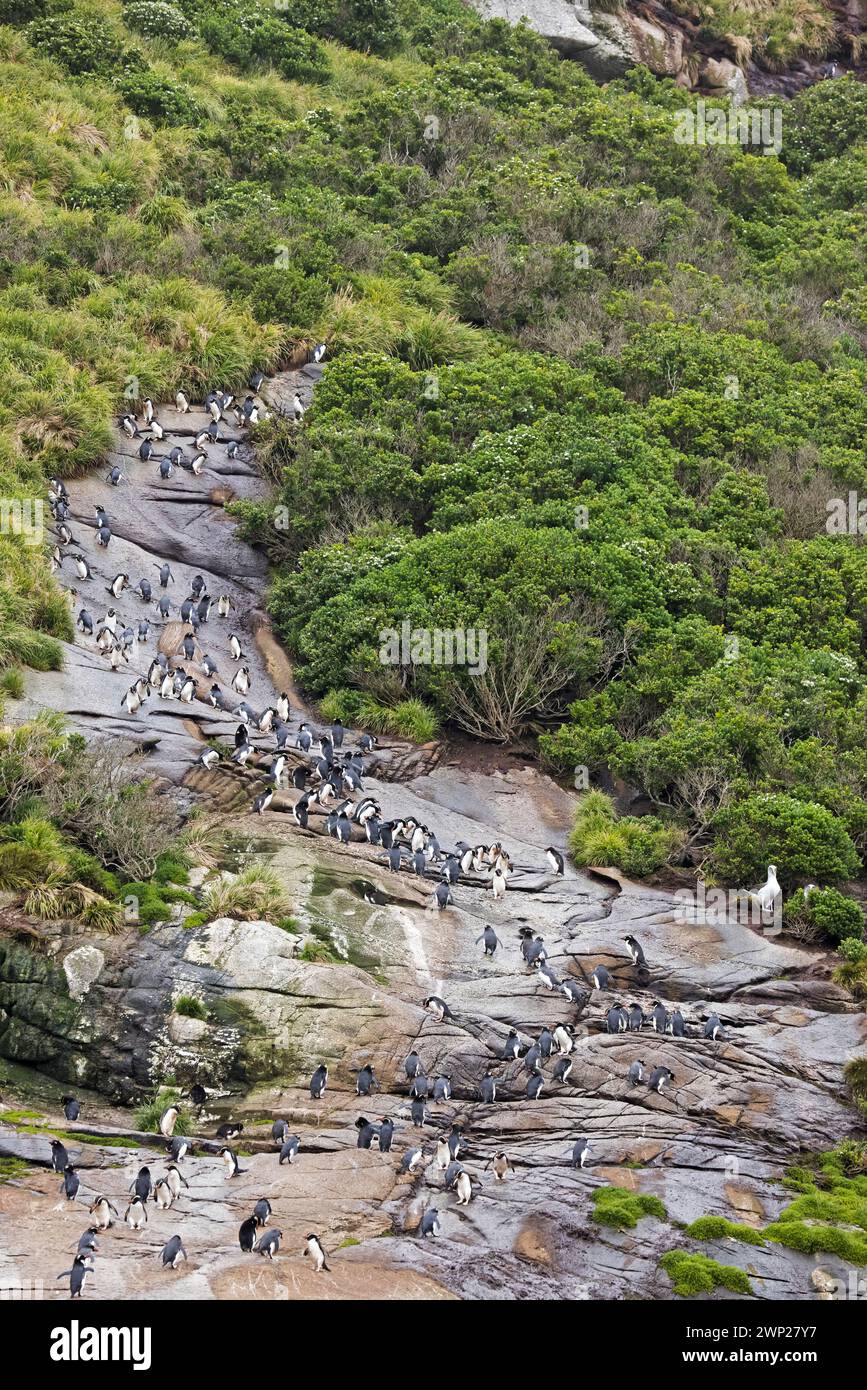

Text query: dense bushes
(568, 791), (684, 878)
(122, 1), (193, 41)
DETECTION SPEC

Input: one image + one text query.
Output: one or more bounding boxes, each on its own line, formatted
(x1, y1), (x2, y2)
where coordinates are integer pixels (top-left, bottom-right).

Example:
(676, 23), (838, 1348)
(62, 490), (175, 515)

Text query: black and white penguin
(422, 994), (452, 1021)
(356, 1064), (377, 1097)
(304, 1234), (330, 1273)
(155, 562), (174, 588)
(57, 1252), (95, 1299)
(571, 1138), (590, 1168)
(219, 1147), (246, 1178)
(553, 1055), (574, 1084)
(475, 925), (500, 956)
(253, 1197), (272, 1227)
(255, 1227), (284, 1259)
(61, 1165), (80, 1202)
(649, 1066), (675, 1095)
(252, 787), (274, 815)
(88, 1195), (118, 1229)
(650, 1001), (669, 1033)
(50, 1138), (69, 1173)
(479, 1071), (497, 1103)
(590, 964), (611, 990)
(309, 1063), (328, 1099)
(279, 1136), (301, 1165)
(624, 934), (647, 969)
(160, 1234), (187, 1269)
(124, 1196), (148, 1231)
(628, 1060), (645, 1085)
(239, 1215), (258, 1253)
(546, 846), (565, 874)
(159, 1105), (180, 1138)
(378, 1116), (394, 1152)
(627, 1001), (644, 1031)
(704, 1013), (723, 1041)
(420, 1207), (440, 1237)
(399, 1147), (424, 1173)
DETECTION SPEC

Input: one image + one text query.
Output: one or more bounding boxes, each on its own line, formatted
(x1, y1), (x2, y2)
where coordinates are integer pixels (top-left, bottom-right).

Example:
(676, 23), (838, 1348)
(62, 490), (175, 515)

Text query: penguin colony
(47, 366), (732, 1292)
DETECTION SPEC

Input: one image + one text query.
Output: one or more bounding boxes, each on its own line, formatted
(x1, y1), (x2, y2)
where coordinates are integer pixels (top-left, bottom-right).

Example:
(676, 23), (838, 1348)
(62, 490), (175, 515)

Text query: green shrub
(569, 791), (684, 878)
(807, 887), (865, 942)
(174, 994), (207, 1019)
(684, 1215), (765, 1247)
(135, 1087), (191, 1135)
(201, 863), (290, 921)
(0, 668), (24, 699)
(764, 1220), (867, 1264)
(122, 1), (193, 40)
(710, 794), (861, 886)
(660, 1249), (752, 1298)
(27, 14), (132, 75)
(116, 71), (202, 126)
(591, 1185), (667, 1229)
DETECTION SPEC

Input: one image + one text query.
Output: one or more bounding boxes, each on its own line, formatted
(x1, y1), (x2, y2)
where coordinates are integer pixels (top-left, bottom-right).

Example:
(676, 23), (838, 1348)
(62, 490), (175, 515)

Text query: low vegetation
(591, 1185), (667, 1229)
(201, 862), (291, 922)
(660, 1249), (753, 1298)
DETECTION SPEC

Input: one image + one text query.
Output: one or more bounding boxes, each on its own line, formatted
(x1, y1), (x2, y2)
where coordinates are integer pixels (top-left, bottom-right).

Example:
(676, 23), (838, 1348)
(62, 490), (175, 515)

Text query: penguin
(201, 654), (218, 678)
(279, 1136), (301, 1165)
(139, 438), (155, 461)
(649, 1066), (675, 1095)
(524, 936), (547, 968)
(256, 1228), (284, 1259)
(130, 1165), (152, 1202)
(227, 440), (240, 460)
(627, 1001), (644, 1031)
(628, 1060), (645, 1085)
(571, 1138), (590, 1168)
(488, 1153), (514, 1181)
(358, 732), (377, 752)
(61, 1165), (80, 1202)
(249, 369), (265, 392)
(356, 1117), (378, 1149)
(106, 464), (125, 486)
(444, 1160), (464, 1190)
(400, 1147), (424, 1173)
(157, 596), (172, 619)
(169, 1136), (191, 1162)
(231, 664), (250, 694)
(216, 1122), (244, 1140)
(606, 1003), (628, 1034)
(422, 995), (452, 1021)
(704, 1013), (723, 1041)
(217, 594), (232, 618)
(356, 1064), (377, 1097)
(537, 1025), (555, 1058)
(309, 1063), (328, 1099)
(442, 856), (460, 884)
(276, 692), (290, 722)
(121, 414), (138, 438)
(404, 1050), (423, 1080)
(50, 1138), (69, 1173)
(198, 748), (219, 770)
(179, 675), (197, 704)
(553, 1022), (575, 1055)
(228, 634), (245, 661)
(447, 1128), (464, 1160)
(490, 867), (507, 900)
(158, 457), (173, 479)
(378, 1116), (394, 1153)
(455, 1170), (473, 1204)
(650, 1001), (669, 1033)
(292, 795), (310, 829)
(88, 1196), (119, 1229)
(76, 608), (94, 636)
(433, 882), (452, 910)
(537, 962), (560, 991)
(159, 1104), (180, 1137)
(253, 1197), (272, 1227)
(61, 1095), (80, 1122)
(271, 1119), (289, 1144)
(553, 1055), (574, 1084)
(304, 1234), (330, 1273)
(668, 1008), (685, 1038)
(124, 1195), (148, 1230)
(77, 1228), (100, 1254)
(143, 398), (155, 424)
(107, 572), (129, 599)
(523, 1043), (543, 1073)
(546, 846), (565, 875)
(239, 1215), (258, 1253)
(175, 390), (191, 413)
(165, 1165), (189, 1199)
(149, 418), (165, 441)
(155, 562), (174, 588)
(387, 845), (402, 873)
(312, 342), (327, 364)
(57, 1252), (95, 1299)
(526, 1073), (544, 1100)
(432, 1075), (452, 1103)
(252, 787), (274, 815)
(409, 1074), (429, 1100)
(160, 1234), (187, 1269)
(624, 934), (647, 970)
(502, 1028), (521, 1061)
(479, 1071), (497, 1103)
(73, 554), (94, 581)
(188, 1084), (207, 1107)
(590, 965), (612, 990)
(475, 925), (500, 957)
(420, 1207), (440, 1237)
(219, 1146), (246, 1178)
